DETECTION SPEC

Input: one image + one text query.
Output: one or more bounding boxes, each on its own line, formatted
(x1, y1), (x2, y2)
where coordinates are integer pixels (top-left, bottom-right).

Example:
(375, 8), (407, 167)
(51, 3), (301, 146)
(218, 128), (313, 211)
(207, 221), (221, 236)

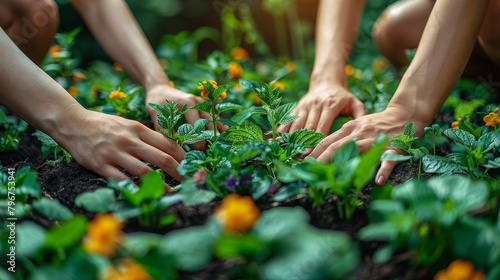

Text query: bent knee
(2, 0), (59, 32)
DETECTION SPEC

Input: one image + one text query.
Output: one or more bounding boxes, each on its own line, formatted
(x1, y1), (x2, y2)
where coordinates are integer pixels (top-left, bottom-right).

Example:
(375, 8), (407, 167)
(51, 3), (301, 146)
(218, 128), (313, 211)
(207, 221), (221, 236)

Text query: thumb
(351, 99), (367, 119)
(375, 150), (402, 186)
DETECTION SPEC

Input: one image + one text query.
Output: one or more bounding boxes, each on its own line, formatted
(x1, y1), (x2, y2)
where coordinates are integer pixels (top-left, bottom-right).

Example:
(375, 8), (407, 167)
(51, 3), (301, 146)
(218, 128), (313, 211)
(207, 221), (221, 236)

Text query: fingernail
(376, 175), (385, 185)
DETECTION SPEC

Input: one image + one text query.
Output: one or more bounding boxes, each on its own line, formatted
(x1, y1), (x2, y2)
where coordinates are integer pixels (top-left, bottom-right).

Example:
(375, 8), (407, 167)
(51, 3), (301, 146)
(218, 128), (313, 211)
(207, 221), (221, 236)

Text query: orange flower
(214, 194), (260, 233)
(197, 80), (218, 99)
(48, 45), (62, 61)
(272, 81), (285, 93)
(372, 58), (389, 73)
(71, 72), (86, 82)
(233, 82), (243, 91)
(104, 258), (152, 280)
(169, 81), (175, 88)
(345, 65), (354, 77)
(451, 118), (461, 129)
(434, 260), (484, 280)
(109, 90), (127, 100)
(113, 62), (123, 72)
(483, 112), (500, 127)
(83, 214), (124, 257)
(230, 47), (249, 61)
(68, 86), (78, 98)
(228, 62), (243, 79)
(217, 91), (227, 100)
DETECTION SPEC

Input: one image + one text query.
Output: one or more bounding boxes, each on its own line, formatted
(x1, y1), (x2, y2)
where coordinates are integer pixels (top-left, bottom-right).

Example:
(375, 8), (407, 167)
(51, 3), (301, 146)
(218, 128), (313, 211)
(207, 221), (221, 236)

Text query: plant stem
(212, 102), (218, 137)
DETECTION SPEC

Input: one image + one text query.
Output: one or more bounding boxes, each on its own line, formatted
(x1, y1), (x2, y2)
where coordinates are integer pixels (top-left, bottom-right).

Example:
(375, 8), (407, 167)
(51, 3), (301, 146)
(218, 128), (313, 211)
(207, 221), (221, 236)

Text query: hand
(56, 106), (185, 185)
(278, 83), (366, 135)
(145, 84), (225, 132)
(308, 106), (427, 185)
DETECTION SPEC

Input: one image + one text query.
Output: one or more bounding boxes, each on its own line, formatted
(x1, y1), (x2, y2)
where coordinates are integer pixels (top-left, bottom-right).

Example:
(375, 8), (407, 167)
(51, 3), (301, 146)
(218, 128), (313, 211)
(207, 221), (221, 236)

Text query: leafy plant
(277, 134), (388, 219)
(358, 175), (491, 266)
(33, 130), (72, 166)
(0, 110), (28, 153)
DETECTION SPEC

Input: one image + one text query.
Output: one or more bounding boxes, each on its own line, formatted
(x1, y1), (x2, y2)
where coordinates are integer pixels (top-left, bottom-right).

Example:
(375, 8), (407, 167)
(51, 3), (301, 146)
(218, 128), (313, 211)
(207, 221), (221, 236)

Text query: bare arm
(70, 0), (217, 131)
(310, 0), (491, 185)
(0, 27), (184, 183)
(279, 0), (367, 135)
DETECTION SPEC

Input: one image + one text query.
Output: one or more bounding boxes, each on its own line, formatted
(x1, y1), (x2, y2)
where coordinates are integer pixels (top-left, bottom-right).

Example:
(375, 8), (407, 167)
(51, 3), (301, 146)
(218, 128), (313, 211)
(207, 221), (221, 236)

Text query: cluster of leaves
(0, 110), (28, 153)
(33, 130), (72, 166)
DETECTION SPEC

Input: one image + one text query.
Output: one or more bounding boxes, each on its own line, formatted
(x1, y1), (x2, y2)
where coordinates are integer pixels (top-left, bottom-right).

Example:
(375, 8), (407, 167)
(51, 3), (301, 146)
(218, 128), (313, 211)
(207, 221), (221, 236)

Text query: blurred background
(55, 0), (397, 67)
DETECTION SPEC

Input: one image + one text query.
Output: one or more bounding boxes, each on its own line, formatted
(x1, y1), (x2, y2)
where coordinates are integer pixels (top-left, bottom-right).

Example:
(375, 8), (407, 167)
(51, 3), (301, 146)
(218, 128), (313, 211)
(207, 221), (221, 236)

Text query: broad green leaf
(75, 188), (116, 213)
(138, 171), (166, 201)
(422, 155), (466, 174)
(278, 115), (300, 125)
(357, 223), (398, 241)
(353, 134), (388, 189)
(380, 153), (413, 161)
(331, 140), (359, 165)
(190, 102), (212, 114)
(275, 102), (297, 124)
(288, 129), (326, 148)
(216, 102), (243, 113)
(177, 123), (194, 136)
(180, 178), (216, 206)
(373, 245), (395, 264)
(251, 178), (271, 200)
(444, 128), (476, 148)
(388, 139), (409, 151)
(254, 207), (309, 240)
(193, 119), (210, 131)
(478, 131), (500, 152)
(44, 215), (87, 250)
(404, 121), (416, 136)
(33, 197), (74, 221)
(238, 79), (261, 91)
(218, 124), (264, 144)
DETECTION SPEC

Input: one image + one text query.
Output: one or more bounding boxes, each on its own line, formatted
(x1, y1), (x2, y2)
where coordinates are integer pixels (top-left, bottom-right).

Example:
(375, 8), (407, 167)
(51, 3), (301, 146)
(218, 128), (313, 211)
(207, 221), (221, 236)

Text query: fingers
(375, 150), (400, 185)
(139, 126), (185, 163)
(351, 99), (367, 119)
(97, 165), (131, 182)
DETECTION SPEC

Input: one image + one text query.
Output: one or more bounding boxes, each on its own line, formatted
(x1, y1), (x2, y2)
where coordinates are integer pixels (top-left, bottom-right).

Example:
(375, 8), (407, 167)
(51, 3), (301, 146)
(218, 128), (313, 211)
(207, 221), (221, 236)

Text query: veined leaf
(403, 121), (416, 136)
(275, 102), (297, 124)
(444, 128), (476, 148)
(218, 124), (264, 144)
(190, 102), (212, 114)
(216, 102), (243, 113)
(288, 129), (326, 148)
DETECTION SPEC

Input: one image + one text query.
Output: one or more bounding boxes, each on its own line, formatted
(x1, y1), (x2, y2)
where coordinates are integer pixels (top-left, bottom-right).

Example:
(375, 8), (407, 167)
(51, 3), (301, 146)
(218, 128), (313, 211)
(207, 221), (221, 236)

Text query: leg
(372, 0), (434, 71)
(0, 0), (58, 65)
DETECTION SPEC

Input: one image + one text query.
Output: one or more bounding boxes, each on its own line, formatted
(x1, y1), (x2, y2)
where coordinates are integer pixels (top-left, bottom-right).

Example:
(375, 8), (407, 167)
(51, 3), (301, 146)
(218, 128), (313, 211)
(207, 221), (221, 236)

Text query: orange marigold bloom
(451, 118), (461, 129)
(433, 260), (484, 280)
(230, 47), (249, 61)
(214, 194), (260, 233)
(113, 62), (123, 72)
(272, 81), (285, 93)
(68, 86), (78, 98)
(71, 72), (86, 82)
(483, 112), (500, 127)
(48, 45), (62, 61)
(83, 214), (124, 257)
(104, 258), (152, 280)
(345, 65), (354, 77)
(228, 62), (243, 79)
(109, 90), (127, 100)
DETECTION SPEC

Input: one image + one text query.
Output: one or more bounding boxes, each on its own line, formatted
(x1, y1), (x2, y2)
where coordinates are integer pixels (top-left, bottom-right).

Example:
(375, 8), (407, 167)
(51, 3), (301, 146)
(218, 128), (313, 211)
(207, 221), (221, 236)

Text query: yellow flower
(214, 194), (260, 233)
(169, 81), (175, 88)
(104, 258), (152, 280)
(228, 62), (243, 80)
(217, 91), (227, 100)
(433, 260), (484, 280)
(233, 82), (243, 91)
(109, 90), (127, 100)
(68, 86), (79, 98)
(345, 65), (354, 77)
(230, 47), (249, 61)
(451, 118), (461, 129)
(71, 72), (86, 82)
(272, 81), (285, 93)
(83, 214), (124, 257)
(197, 80), (218, 99)
(113, 62), (123, 72)
(48, 45), (62, 61)
(483, 112), (500, 127)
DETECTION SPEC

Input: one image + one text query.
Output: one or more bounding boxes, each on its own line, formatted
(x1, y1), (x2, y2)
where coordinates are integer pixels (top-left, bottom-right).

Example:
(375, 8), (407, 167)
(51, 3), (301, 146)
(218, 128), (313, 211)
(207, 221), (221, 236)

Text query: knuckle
(158, 153), (176, 169)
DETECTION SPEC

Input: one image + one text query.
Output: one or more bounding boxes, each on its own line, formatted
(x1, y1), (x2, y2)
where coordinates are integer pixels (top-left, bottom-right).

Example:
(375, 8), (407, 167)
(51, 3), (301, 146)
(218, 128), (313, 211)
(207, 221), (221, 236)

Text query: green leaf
(138, 171), (166, 201)
(422, 154), (465, 174)
(388, 139), (409, 151)
(180, 178), (216, 206)
(357, 223), (398, 241)
(75, 188), (116, 213)
(218, 124), (264, 144)
(277, 115), (300, 125)
(253, 207), (309, 240)
(288, 129), (326, 148)
(373, 245), (395, 264)
(17, 221), (46, 256)
(403, 121), (416, 136)
(275, 102), (297, 124)
(193, 119), (210, 131)
(380, 153), (413, 161)
(444, 128), (476, 148)
(190, 102), (212, 114)
(251, 178), (271, 200)
(44, 215), (87, 250)
(216, 102), (243, 113)
(353, 134), (388, 189)
(478, 131), (500, 152)
(33, 197), (74, 221)
(331, 140), (359, 165)
(239, 79), (262, 91)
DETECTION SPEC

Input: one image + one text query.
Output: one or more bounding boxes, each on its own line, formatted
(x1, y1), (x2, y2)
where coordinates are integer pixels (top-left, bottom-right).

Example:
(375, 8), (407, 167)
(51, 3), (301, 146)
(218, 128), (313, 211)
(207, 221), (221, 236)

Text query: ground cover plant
(1, 1), (500, 279)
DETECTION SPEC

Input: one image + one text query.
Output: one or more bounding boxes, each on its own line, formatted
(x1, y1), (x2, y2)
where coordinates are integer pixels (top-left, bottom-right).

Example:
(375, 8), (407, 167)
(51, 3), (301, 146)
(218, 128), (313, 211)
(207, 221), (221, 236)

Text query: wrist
(310, 67), (347, 88)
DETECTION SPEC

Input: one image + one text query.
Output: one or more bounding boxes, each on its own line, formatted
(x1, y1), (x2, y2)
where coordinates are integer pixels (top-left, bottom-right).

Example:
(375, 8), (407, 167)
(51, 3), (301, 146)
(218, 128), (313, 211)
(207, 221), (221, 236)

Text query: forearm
(0, 28), (83, 139)
(311, 0), (366, 86)
(389, 0), (490, 126)
(71, 0), (168, 91)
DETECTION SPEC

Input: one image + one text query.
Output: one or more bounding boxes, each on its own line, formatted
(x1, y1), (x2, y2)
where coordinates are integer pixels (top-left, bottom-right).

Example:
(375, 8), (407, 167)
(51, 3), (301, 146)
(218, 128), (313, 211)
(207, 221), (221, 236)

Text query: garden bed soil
(1, 128), (433, 280)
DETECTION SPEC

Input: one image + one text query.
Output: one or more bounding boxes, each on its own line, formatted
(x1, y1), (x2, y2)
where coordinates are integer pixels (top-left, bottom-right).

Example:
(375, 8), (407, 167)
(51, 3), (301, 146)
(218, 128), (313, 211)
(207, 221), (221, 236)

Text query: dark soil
(1, 127), (434, 280)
